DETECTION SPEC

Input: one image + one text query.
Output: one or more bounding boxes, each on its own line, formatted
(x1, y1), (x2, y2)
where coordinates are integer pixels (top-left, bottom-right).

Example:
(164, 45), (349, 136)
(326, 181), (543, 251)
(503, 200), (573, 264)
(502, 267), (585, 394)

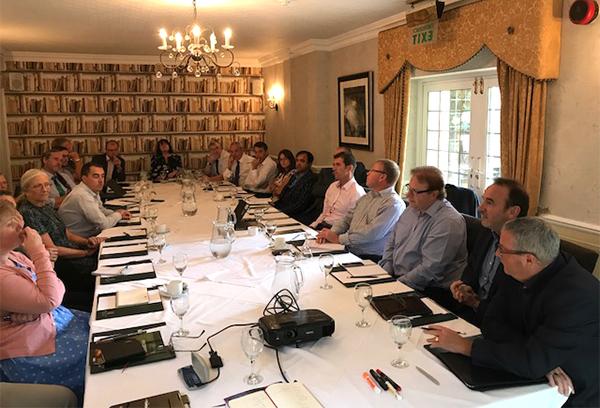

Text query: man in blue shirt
(380, 166), (466, 303)
(317, 159), (404, 261)
(449, 178), (529, 325)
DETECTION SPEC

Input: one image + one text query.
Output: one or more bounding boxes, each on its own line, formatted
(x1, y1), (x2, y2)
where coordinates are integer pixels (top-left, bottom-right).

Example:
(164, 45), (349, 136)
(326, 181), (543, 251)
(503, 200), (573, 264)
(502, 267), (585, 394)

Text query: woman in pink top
(0, 201), (89, 404)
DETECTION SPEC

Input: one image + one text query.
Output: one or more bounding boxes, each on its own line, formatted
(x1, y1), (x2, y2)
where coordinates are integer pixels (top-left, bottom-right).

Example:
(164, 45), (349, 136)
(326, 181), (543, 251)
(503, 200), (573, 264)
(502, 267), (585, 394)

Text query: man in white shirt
(41, 148), (72, 208)
(203, 140), (230, 180)
(222, 142), (253, 187)
(243, 142), (278, 195)
(58, 162), (131, 237)
(310, 151), (365, 230)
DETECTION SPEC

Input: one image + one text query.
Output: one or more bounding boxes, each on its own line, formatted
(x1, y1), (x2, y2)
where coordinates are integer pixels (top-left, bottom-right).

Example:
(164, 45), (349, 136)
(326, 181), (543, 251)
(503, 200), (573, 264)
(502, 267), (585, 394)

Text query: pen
(369, 369), (388, 391)
(416, 365), (440, 385)
(376, 369), (402, 393)
(362, 372), (381, 394)
(385, 382), (401, 400)
(96, 329), (146, 343)
(421, 326), (466, 335)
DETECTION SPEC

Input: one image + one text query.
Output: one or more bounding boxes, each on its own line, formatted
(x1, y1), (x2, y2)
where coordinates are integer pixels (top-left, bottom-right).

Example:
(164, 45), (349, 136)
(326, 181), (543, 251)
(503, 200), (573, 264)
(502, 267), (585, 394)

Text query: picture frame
(338, 71), (373, 151)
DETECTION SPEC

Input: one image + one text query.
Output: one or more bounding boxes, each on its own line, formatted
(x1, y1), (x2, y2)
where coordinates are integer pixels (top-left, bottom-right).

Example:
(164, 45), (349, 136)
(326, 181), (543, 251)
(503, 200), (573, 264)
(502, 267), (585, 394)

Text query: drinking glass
(300, 232), (313, 260)
(264, 223), (277, 244)
(170, 289), (190, 337)
(145, 206), (158, 231)
(254, 208), (266, 225)
(241, 327), (264, 385)
(354, 283), (373, 328)
(318, 254), (335, 290)
(154, 233), (167, 264)
(173, 253), (188, 277)
(389, 315), (412, 368)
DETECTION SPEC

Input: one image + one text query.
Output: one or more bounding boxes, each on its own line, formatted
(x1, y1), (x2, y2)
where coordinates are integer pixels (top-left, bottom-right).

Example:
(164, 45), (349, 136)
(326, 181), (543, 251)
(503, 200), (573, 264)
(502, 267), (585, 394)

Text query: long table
(83, 183), (566, 407)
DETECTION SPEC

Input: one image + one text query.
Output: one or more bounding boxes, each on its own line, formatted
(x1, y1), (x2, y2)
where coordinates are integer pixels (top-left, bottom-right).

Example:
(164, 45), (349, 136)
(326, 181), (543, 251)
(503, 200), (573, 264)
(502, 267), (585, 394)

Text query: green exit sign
(411, 21), (438, 45)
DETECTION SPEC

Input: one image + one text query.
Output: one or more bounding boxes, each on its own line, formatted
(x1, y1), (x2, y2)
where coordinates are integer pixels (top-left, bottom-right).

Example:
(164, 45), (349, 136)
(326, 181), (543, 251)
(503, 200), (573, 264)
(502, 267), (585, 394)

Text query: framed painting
(337, 71), (373, 151)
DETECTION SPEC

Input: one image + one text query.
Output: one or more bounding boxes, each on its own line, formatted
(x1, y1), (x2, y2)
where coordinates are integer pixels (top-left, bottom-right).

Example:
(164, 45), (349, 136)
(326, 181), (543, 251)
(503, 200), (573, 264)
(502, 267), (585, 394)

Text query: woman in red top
(0, 201), (89, 403)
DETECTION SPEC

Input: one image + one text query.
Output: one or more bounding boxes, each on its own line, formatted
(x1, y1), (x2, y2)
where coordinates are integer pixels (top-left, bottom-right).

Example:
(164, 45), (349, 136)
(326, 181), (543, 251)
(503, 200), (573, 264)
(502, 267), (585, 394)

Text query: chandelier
(155, 0), (240, 78)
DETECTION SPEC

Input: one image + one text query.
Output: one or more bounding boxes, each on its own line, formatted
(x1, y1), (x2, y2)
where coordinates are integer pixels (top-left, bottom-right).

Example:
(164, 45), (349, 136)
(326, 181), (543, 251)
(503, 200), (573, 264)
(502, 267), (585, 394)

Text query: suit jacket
(274, 170), (317, 218)
(472, 253), (599, 407)
(91, 154), (126, 182)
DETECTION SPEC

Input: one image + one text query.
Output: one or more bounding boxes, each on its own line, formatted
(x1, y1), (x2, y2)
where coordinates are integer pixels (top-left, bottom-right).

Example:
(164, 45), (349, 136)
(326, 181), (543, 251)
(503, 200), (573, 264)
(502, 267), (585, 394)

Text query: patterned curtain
(497, 59), (548, 215)
(383, 64), (411, 186)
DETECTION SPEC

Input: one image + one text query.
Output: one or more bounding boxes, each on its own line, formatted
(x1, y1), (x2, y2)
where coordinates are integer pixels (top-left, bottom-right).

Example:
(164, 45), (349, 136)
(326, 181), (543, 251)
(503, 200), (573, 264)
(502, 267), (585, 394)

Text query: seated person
(0, 172), (9, 191)
(317, 159), (405, 261)
(91, 139), (126, 182)
(18, 169), (103, 311)
(450, 178), (529, 325)
(269, 149), (296, 201)
(58, 163), (131, 238)
(426, 217), (599, 407)
(203, 140), (230, 179)
(41, 148), (72, 208)
(335, 146), (367, 187)
(274, 151), (317, 220)
(150, 139), (182, 181)
(310, 151), (365, 230)
(51, 137), (82, 182)
(243, 141), (278, 195)
(221, 142), (254, 186)
(0, 202), (89, 404)
(0, 191), (16, 207)
(54, 146), (77, 189)
(380, 166), (466, 305)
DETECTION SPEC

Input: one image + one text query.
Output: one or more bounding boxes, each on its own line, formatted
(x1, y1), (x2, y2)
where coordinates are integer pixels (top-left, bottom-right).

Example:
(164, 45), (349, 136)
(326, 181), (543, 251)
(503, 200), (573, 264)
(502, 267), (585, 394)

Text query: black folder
(369, 292), (458, 326)
(100, 271), (156, 285)
(116, 220), (142, 227)
(95, 286), (163, 320)
(99, 249), (148, 260)
(105, 233), (147, 243)
(424, 343), (547, 391)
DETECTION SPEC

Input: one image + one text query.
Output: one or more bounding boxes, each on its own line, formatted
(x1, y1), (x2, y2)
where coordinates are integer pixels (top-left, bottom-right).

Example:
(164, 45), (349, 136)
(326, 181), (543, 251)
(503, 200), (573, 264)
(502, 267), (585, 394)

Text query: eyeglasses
(402, 183), (435, 196)
(31, 183), (51, 190)
(496, 244), (536, 257)
(368, 168), (386, 175)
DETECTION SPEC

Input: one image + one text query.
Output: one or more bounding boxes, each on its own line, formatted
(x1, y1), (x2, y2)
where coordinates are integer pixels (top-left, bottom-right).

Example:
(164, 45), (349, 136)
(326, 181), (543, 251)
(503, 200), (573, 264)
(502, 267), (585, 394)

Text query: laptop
(233, 200), (259, 231)
(101, 179), (127, 201)
(424, 342), (547, 391)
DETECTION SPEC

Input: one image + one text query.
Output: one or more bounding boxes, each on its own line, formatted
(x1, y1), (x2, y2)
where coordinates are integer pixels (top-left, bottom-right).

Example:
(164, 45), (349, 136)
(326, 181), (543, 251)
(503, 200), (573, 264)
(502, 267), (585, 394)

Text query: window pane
(440, 91), (451, 111)
(488, 132), (500, 157)
(427, 150), (438, 167)
(438, 151), (449, 171)
(489, 110), (500, 134)
(427, 131), (439, 150)
(428, 91), (440, 111)
(489, 87), (501, 110)
(460, 133), (470, 153)
(448, 152), (459, 170)
(447, 171), (459, 186)
(440, 112), (450, 131)
(440, 130), (449, 150)
(428, 111), (440, 131)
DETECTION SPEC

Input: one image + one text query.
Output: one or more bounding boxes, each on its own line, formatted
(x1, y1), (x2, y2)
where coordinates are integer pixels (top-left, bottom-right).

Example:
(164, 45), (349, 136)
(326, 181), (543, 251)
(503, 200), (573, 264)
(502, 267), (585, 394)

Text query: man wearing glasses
(316, 159), (404, 261)
(380, 166), (467, 306)
(425, 217), (599, 407)
(449, 178), (529, 325)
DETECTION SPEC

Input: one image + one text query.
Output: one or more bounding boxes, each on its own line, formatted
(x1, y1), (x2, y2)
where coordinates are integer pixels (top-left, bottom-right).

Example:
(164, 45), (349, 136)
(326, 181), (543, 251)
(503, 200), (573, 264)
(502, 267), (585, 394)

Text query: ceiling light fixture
(156, 0), (240, 78)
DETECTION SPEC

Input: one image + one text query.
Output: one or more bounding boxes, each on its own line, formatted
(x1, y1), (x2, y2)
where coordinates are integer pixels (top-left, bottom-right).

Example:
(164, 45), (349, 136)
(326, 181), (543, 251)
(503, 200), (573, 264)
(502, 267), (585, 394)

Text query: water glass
(354, 283), (372, 328)
(170, 289), (190, 337)
(241, 327), (264, 385)
(173, 253), (188, 277)
(318, 254), (335, 290)
(389, 315), (412, 368)
(264, 223), (277, 244)
(153, 233), (167, 264)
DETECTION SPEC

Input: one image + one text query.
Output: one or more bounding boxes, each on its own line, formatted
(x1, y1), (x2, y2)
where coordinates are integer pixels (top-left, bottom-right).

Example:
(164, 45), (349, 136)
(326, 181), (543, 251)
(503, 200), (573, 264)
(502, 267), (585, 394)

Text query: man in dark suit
(91, 140), (126, 182)
(274, 151), (316, 221)
(426, 217), (599, 407)
(449, 178), (529, 325)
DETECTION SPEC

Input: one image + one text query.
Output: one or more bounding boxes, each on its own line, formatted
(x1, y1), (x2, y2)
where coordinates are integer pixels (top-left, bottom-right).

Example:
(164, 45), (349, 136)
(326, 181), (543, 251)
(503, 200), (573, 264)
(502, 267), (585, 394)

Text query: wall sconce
(267, 84), (283, 111)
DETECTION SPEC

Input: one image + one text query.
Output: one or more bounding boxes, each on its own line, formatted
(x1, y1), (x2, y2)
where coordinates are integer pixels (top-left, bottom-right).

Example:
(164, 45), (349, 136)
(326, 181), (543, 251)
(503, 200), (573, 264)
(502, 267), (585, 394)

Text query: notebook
(424, 343), (547, 391)
(226, 382), (322, 408)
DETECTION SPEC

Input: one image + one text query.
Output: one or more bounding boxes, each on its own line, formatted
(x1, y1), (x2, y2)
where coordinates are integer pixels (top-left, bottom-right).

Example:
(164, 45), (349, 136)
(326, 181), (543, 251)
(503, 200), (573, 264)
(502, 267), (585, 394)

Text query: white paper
(261, 212), (287, 220)
(102, 239), (148, 248)
(98, 227), (146, 239)
(269, 219), (300, 227)
(116, 287), (149, 307)
(104, 198), (138, 206)
(98, 256), (152, 268)
(245, 197), (272, 205)
(93, 262), (155, 277)
(97, 294), (116, 311)
(101, 244), (147, 255)
(346, 263), (388, 278)
(307, 241), (345, 252)
(118, 216), (141, 224)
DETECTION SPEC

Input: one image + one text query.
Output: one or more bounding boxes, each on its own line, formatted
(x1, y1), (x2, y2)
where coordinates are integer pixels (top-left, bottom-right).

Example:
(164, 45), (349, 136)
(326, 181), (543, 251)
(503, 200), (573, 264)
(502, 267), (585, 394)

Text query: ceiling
(0, 0), (413, 63)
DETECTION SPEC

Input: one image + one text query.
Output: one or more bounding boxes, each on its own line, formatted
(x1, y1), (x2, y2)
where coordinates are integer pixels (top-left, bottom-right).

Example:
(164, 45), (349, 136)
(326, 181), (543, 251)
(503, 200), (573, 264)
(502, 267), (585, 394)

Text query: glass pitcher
(216, 205), (237, 226)
(181, 188), (197, 216)
(209, 221), (235, 258)
(272, 255), (304, 299)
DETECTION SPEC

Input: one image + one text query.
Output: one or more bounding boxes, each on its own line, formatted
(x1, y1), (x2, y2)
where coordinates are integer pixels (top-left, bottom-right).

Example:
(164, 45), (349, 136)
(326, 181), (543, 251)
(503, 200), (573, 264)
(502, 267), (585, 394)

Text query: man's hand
(116, 209), (131, 220)
(450, 280), (481, 309)
(112, 157), (121, 168)
(316, 228), (339, 244)
(425, 325), (473, 356)
(87, 236), (105, 248)
(69, 151), (81, 162)
(547, 367), (574, 397)
(251, 158), (260, 170)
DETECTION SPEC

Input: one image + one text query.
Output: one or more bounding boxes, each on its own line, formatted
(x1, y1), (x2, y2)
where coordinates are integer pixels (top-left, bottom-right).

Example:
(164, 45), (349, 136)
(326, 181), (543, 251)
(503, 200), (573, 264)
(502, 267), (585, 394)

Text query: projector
(258, 309), (335, 347)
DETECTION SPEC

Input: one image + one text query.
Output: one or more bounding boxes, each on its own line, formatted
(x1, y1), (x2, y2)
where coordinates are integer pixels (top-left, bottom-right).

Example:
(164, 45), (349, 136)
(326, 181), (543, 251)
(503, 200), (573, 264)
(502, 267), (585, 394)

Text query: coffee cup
(248, 226), (259, 236)
(166, 280), (184, 297)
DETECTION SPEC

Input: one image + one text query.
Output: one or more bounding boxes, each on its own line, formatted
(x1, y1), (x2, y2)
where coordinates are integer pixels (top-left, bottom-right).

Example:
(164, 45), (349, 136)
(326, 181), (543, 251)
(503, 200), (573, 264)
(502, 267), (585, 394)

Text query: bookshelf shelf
(2, 61), (266, 181)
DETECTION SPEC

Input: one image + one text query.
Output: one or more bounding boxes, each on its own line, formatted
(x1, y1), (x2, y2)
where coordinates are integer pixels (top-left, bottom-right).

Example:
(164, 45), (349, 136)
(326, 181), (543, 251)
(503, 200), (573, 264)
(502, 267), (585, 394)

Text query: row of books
(6, 95), (264, 114)
(5, 61), (262, 76)
(7, 116), (266, 135)
(8, 134), (264, 157)
(12, 72), (262, 94)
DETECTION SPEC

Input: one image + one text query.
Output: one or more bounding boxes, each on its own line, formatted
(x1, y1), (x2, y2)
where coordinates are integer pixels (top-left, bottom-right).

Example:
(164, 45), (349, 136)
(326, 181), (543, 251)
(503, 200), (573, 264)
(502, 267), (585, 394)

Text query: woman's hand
(87, 236), (105, 248)
(20, 227), (46, 257)
(9, 313), (41, 324)
(47, 247), (59, 262)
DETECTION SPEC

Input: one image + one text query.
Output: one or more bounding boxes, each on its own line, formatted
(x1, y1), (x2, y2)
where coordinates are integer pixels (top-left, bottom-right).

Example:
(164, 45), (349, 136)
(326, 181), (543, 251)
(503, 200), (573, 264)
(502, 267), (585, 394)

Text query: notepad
(101, 243), (147, 255)
(115, 287), (149, 308)
(307, 241), (345, 253)
(226, 382), (322, 408)
(345, 263), (388, 278)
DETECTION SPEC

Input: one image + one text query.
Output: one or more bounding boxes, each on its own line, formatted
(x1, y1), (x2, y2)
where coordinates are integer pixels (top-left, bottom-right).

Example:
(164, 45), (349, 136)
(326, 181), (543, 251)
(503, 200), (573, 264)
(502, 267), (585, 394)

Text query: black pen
(376, 369), (401, 392)
(369, 369), (388, 391)
(96, 329), (146, 343)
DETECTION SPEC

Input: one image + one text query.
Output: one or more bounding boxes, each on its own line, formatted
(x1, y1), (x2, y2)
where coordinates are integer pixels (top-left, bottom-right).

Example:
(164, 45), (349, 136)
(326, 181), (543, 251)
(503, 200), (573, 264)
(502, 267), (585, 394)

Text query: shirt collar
(337, 177), (356, 190)
(80, 182), (99, 198)
(421, 198), (446, 217)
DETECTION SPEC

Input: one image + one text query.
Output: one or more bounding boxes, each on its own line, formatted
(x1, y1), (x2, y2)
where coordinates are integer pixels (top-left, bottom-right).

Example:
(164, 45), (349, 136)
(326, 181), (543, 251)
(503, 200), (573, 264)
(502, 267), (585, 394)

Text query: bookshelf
(2, 61), (266, 180)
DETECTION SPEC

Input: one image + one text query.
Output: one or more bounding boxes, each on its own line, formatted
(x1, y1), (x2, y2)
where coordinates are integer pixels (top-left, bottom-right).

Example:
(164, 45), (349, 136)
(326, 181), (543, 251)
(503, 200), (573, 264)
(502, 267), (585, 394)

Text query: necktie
(215, 159), (220, 176)
(232, 160), (240, 186)
(53, 176), (66, 196)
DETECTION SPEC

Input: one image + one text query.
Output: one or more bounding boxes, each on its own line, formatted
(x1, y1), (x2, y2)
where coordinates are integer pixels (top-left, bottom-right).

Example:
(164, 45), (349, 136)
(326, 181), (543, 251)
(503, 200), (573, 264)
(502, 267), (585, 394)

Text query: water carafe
(181, 185), (197, 216)
(209, 221), (235, 258)
(272, 255), (304, 299)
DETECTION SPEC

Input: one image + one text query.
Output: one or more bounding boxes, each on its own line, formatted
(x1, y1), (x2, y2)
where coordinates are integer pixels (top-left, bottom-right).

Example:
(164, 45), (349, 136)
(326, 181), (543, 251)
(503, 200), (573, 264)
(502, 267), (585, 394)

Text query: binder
(99, 249), (148, 260)
(109, 391), (189, 408)
(369, 292), (459, 326)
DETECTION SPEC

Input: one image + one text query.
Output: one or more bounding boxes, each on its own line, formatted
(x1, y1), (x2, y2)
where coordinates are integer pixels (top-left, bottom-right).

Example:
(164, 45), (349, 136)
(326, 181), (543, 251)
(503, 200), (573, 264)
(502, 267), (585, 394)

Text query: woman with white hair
(18, 169), (102, 311)
(0, 201), (88, 404)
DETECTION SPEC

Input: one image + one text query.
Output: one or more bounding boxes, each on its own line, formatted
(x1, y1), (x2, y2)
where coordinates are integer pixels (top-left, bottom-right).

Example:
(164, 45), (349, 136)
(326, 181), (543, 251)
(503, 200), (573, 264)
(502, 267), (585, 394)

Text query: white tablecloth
(83, 183), (566, 407)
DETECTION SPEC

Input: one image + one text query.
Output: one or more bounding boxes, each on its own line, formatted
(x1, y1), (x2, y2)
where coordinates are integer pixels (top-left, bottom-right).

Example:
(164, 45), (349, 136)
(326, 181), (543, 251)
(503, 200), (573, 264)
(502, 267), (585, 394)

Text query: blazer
(274, 170), (317, 219)
(90, 154), (126, 182)
(472, 253), (599, 407)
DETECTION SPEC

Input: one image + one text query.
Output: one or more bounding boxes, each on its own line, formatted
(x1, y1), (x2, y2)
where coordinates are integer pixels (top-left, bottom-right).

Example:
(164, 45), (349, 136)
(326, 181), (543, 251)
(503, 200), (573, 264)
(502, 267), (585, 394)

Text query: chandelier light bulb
(223, 28), (233, 49)
(192, 25), (201, 43)
(158, 28), (168, 50)
(175, 32), (183, 51)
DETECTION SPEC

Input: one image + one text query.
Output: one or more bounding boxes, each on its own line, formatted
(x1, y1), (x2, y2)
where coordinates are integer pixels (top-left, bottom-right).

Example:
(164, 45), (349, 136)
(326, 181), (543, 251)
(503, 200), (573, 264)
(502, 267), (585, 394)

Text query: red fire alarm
(569, 0), (598, 25)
